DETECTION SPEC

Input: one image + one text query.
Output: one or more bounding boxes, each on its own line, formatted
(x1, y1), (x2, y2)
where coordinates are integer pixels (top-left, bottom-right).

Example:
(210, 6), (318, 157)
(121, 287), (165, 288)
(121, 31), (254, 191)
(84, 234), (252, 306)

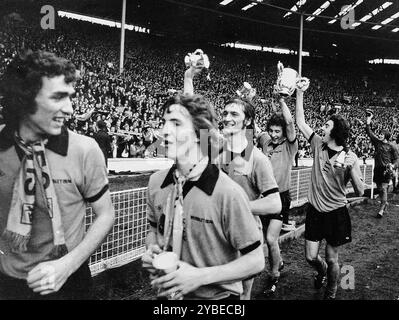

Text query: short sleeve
(258, 132), (270, 149)
(222, 187), (261, 251)
(253, 153), (279, 196)
(287, 138), (299, 158)
(309, 132), (322, 155)
(82, 140), (109, 202)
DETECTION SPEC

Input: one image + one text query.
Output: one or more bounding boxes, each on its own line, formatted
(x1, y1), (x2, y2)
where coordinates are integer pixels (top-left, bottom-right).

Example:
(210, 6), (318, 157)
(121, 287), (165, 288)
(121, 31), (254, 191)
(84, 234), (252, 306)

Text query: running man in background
(365, 113), (399, 218)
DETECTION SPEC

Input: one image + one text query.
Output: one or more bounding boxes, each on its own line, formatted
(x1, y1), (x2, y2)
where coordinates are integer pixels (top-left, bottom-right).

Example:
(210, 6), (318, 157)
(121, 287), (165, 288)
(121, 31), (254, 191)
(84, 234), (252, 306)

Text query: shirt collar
(0, 125), (69, 156)
(227, 139), (254, 162)
(161, 162), (220, 196)
(267, 137), (287, 148)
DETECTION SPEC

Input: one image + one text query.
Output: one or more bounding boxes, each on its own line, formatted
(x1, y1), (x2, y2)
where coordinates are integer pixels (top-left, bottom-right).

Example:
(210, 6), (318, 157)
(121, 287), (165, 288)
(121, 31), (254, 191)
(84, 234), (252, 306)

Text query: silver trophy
(236, 82), (256, 101)
(276, 61), (309, 96)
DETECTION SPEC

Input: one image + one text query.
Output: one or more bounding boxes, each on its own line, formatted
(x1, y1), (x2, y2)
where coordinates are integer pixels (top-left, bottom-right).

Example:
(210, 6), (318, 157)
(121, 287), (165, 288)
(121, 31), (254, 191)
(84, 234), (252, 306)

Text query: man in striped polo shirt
(295, 83), (364, 300)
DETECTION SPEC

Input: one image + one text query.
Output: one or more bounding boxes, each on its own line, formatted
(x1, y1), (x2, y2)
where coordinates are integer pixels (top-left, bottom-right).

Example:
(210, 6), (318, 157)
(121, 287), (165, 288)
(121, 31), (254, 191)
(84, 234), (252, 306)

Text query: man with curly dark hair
(0, 50), (114, 299)
(295, 84), (364, 300)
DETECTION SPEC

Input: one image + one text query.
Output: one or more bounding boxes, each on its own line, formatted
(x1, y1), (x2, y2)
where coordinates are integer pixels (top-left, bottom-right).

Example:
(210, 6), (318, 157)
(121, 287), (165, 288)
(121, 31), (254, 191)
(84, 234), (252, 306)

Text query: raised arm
(365, 115), (379, 144)
(183, 66), (201, 95)
(278, 96), (296, 142)
(295, 89), (313, 140)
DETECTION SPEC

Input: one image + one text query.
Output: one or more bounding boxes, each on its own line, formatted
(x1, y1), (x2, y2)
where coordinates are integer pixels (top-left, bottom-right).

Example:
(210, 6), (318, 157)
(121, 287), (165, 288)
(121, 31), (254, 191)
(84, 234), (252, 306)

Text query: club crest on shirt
(21, 203), (34, 225)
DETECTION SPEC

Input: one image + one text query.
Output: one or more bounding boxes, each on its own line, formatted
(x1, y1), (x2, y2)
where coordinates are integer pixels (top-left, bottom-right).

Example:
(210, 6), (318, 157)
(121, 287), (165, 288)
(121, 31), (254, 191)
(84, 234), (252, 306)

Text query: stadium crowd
(1, 15), (399, 160)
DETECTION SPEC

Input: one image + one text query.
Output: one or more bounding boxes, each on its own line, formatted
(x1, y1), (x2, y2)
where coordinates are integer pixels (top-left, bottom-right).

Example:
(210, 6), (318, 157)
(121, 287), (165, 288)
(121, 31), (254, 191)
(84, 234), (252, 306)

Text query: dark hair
(0, 50), (76, 129)
(97, 120), (107, 130)
(267, 112), (287, 137)
(161, 94), (218, 156)
(162, 94), (218, 137)
(224, 98), (255, 129)
(382, 129), (391, 141)
(329, 114), (350, 147)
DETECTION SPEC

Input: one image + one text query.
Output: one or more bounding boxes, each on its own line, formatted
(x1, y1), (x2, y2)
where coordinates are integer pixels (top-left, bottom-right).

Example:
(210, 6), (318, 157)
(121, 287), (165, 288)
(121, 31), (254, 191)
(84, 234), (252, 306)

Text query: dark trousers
(0, 262), (93, 300)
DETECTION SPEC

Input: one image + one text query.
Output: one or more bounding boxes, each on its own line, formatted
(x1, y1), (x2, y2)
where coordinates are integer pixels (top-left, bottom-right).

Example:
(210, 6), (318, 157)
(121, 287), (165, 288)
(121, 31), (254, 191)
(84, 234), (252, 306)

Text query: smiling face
(20, 75), (75, 142)
(222, 103), (249, 136)
(321, 120), (334, 144)
(268, 125), (284, 144)
(160, 104), (198, 162)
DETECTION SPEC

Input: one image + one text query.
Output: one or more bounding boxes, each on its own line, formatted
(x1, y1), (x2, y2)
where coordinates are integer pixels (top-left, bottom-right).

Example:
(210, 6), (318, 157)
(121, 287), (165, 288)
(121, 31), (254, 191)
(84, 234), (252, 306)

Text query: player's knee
(325, 256), (338, 265)
(305, 255), (318, 265)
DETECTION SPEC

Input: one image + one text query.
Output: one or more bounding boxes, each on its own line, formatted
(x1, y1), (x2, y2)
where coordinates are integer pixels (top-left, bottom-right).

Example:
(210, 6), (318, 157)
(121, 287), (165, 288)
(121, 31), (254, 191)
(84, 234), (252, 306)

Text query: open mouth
(53, 117), (66, 125)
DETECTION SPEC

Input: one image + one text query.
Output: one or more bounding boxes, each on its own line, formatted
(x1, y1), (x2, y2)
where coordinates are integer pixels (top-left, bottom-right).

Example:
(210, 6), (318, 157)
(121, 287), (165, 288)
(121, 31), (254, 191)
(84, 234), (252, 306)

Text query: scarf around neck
(163, 157), (208, 259)
(1, 134), (68, 258)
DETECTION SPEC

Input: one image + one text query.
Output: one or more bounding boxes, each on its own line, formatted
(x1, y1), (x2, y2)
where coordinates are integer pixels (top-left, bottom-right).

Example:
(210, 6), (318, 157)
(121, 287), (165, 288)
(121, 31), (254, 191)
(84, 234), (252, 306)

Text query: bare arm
(365, 116), (379, 144)
(27, 192), (115, 295)
(183, 66), (201, 95)
(278, 96), (296, 142)
(250, 192), (282, 216)
(295, 90), (313, 140)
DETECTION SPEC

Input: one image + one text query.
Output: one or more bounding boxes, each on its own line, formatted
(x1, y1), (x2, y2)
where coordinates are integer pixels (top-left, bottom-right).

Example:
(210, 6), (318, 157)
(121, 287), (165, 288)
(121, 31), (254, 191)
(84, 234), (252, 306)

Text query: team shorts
(304, 203), (352, 247)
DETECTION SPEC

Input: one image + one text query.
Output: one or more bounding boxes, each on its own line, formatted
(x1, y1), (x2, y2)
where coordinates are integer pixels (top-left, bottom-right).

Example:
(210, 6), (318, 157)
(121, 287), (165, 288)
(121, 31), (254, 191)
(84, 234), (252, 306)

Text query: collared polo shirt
(147, 163), (261, 300)
(215, 143), (279, 229)
(307, 132), (361, 213)
(0, 126), (109, 278)
(258, 132), (298, 193)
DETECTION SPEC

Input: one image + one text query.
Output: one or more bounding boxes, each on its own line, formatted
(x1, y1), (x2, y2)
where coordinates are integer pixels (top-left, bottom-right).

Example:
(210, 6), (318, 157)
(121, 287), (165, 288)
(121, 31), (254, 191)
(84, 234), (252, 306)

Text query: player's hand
(184, 65), (202, 79)
(151, 261), (205, 300)
(366, 114), (373, 125)
(26, 258), (74, 295)
(344, 152), (357, 169)
(142, 244), (163, 278)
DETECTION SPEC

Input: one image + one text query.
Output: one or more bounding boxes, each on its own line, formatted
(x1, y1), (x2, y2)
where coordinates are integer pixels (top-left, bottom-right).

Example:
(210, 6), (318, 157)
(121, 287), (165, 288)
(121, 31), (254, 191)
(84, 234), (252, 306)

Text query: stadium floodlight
(242, 3), (258, 11)
(306, 1), (333, 22)
(284, 0), (307, 18)
(328, 0), (363, 24)
(351, 1), (392, 28)
(57, 10), (150, 34)
(381, 12), (399, 25)
(392, 27), (399, 32)
(221, 43), (309, 56)
(372, 25), (382, 30)
(220, 0), (234, 5)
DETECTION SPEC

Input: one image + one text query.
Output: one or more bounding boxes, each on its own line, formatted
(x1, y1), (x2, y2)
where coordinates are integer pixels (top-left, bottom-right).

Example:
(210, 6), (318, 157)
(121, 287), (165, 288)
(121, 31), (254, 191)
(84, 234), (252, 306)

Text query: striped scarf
(1, 134), (68, 258)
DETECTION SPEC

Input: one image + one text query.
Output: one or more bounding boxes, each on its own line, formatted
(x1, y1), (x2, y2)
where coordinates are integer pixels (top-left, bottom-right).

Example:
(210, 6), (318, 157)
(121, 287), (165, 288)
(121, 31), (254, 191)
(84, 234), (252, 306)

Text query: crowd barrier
(87, 164), (374, 276)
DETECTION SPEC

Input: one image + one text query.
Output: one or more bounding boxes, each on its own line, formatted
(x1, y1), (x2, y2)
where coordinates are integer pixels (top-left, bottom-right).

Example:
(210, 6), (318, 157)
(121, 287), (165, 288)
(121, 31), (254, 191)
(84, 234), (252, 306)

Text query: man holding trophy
(255, 62), (299, 296)
(294, 70), (364, 300)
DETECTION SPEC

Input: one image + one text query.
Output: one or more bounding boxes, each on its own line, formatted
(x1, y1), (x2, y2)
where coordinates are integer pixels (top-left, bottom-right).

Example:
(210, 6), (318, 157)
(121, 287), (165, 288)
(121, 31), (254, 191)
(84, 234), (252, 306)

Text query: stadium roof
(3, 0), (399, 60)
